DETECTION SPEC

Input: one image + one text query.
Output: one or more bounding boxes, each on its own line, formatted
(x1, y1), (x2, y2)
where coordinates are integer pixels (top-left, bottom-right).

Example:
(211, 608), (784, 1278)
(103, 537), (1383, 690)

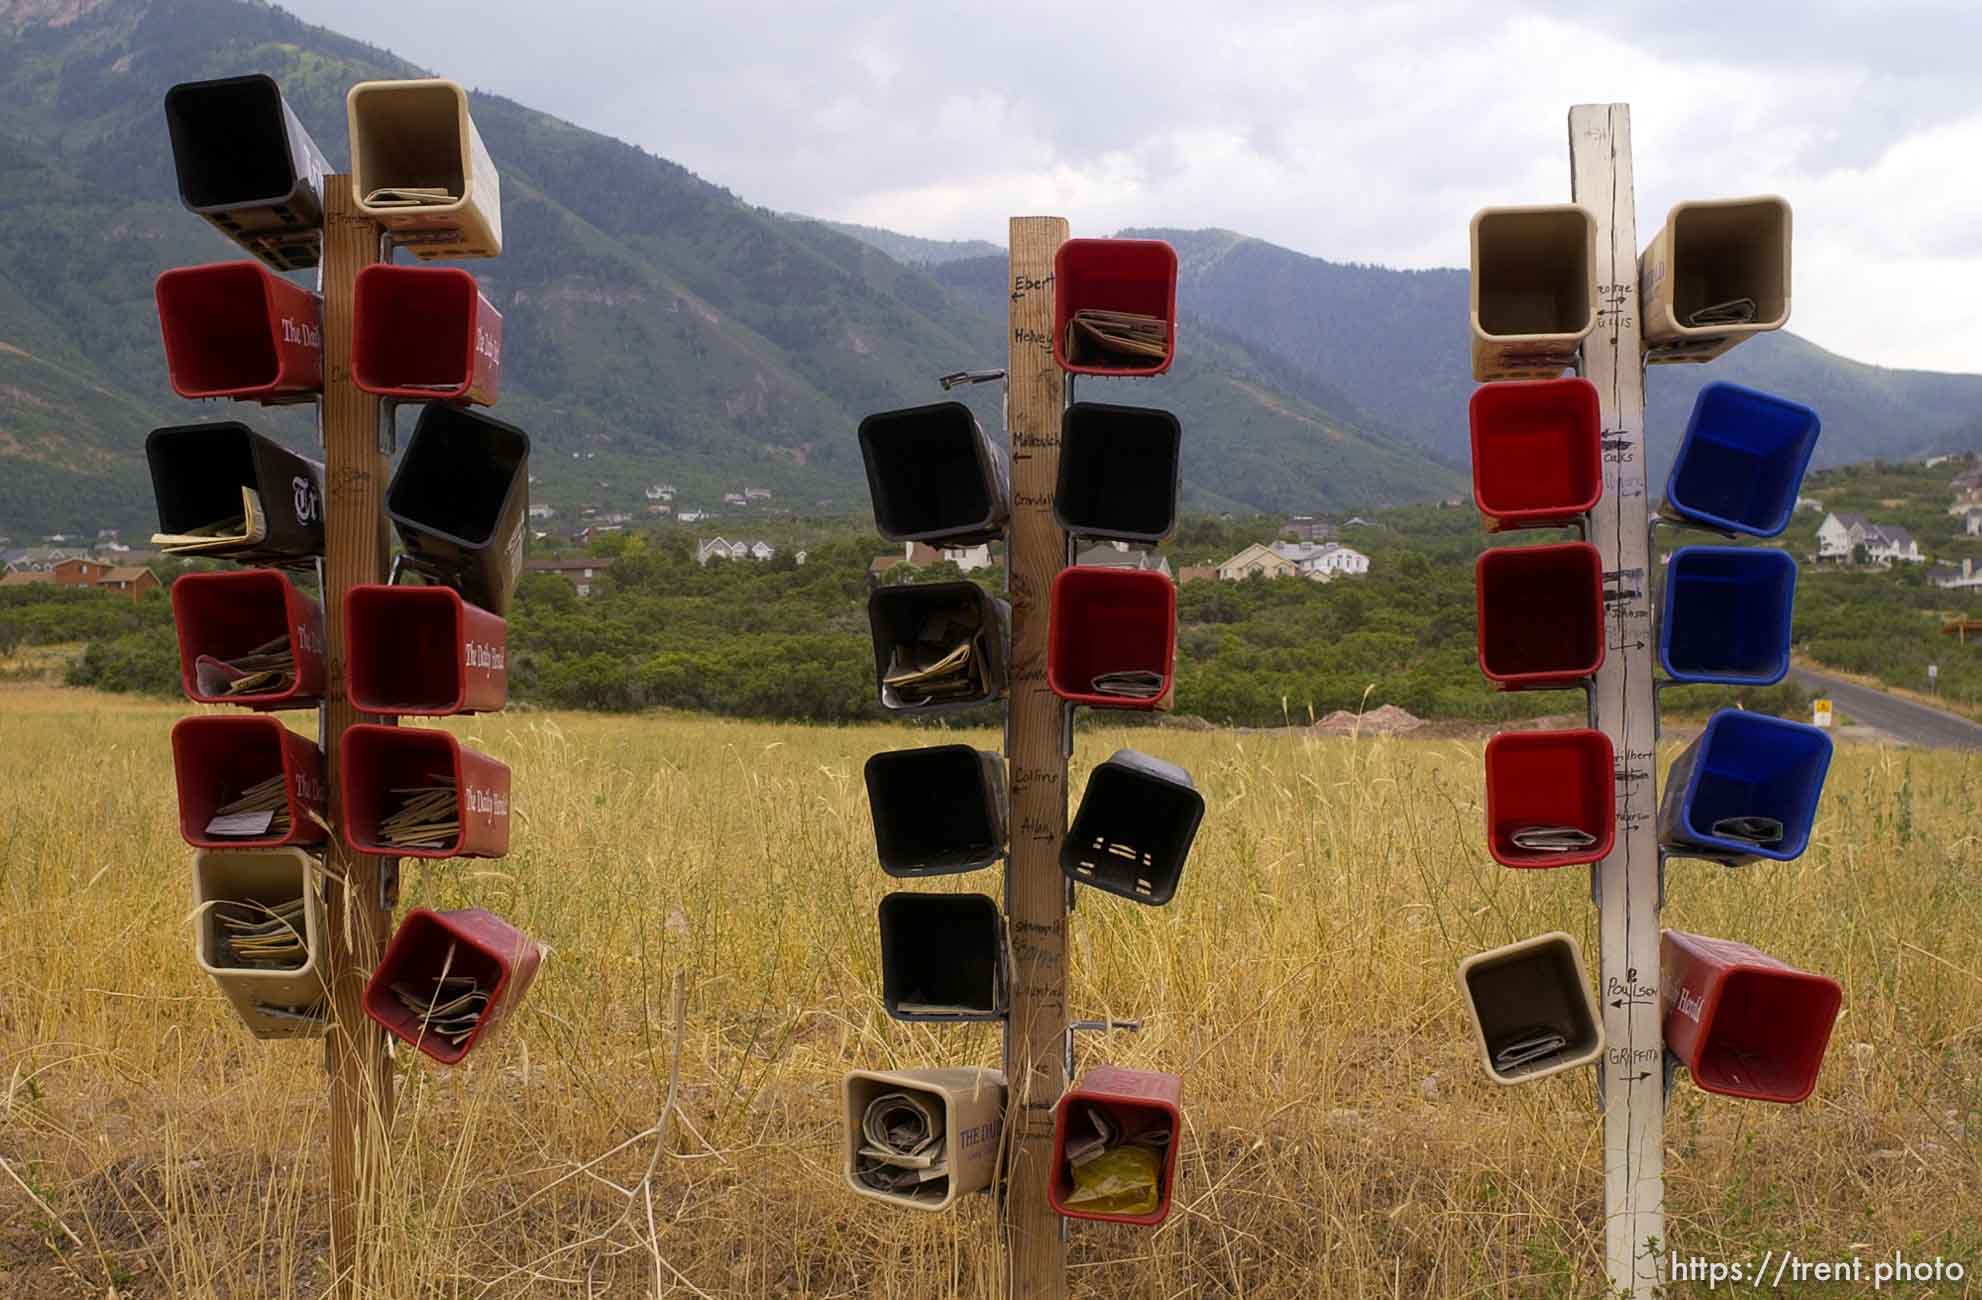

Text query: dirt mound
(1314, 704), (1425, 736)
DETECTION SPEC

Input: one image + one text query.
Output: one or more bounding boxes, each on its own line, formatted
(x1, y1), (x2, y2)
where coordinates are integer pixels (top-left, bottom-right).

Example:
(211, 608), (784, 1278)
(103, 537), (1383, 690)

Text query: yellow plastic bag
(1064, 1145), (1160, 1215)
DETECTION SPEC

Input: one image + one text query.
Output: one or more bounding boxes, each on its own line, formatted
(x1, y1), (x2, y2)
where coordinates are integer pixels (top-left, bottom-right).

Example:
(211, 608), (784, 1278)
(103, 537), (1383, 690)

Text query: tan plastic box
(843, 1067), (1006, 1211)
(193, 848), (330, 1040)
(1470, 205), (1597, 381)
(1457, 931), (1605, 1084)
(1639, 196), (1791, 362)
(348, 79), (502, 260)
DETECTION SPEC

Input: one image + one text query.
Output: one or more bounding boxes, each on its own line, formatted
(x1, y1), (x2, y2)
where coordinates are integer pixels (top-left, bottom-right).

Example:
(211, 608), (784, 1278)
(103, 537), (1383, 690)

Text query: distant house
(1279, 516), (1333, 543)
(1075, 542), (1172, 579)
(1929, 558), (1982, 592)
(3, 547), (86, 573)
(1274, 541), (1371, 580)
(527, 504), (557, 521)
(1795, 496), (1825, 513)
(95, 567), (159, 602)
(527, 557), (610, 598)
(695, 538), (780, 565)
(678, 510), (709, 524)
(1818, 512), (1924, 565)
(1178, 564), (1219, 584)
(0, 561), (156, 602)
(1216, 544), (1298, 581)
(50, 558), (115, 587)
(745, 488), (772, 500)
(867, 555), (905, 586)
(903, 540), (994, 573)
(722, 493), (747, 507)
(1864, 524), (1922, 565)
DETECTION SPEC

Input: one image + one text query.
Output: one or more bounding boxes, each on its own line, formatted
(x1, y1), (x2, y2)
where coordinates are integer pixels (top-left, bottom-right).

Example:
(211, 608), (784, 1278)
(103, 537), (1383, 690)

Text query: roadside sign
(1813, 698), (1832, 728)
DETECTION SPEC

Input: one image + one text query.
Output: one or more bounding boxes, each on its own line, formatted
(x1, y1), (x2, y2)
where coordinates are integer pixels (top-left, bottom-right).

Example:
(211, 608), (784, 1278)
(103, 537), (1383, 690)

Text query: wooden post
(318, 174), (396, 1300)
(1569, 105), (1665, 1298)
(1002, 215), (1071, 1300)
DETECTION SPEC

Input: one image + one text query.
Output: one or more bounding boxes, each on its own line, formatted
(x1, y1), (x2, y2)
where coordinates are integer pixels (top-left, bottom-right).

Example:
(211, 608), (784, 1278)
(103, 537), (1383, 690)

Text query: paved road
(1790, 667), (1982, 751)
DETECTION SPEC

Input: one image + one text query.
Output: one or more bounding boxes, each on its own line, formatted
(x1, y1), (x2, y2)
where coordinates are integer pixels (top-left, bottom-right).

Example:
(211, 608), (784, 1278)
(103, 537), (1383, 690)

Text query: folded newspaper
(883, 607), (989, 706)
(152, 486), (269, 556)
(1492, 1025), (1570, 1071)
(1092, 670), (1163, 700)
(195, 636), (296, 698)
(1687, 297), (1759, 327)
(364, 186), (457, 208)
(1711, 815), (1785, 846)
(1066, 309), (1169, 367)
(218, 897), (308, 971)
(855, 1090), (949, 1193)
(393, 970), (489, 1046)
(1509, 824), (1599, 852)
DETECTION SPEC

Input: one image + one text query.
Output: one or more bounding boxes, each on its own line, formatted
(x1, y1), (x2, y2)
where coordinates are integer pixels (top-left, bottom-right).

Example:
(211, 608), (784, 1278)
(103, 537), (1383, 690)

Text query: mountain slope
(1135, 227), (1982, 478)
(0, 0), (1463, 540)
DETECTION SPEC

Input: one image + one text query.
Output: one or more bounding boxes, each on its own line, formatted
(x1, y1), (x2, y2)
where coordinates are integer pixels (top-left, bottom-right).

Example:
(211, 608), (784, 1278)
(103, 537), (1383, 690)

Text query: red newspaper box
(363, 907), (541, 1064)
(171, 569), (326, 710)
(340, 724), (511, 859)
(1475, 542), (1605, 690)
(1662, 930), (1843, 1104)
(1049, 1065), (1182, 1227)
(1469, 378), (1602, 531)
(154, 260), (322, 402)
(1051, 238), (1178, 377)
(344, 584), (507, 715)
(170, 714), (326, 849)
(1047, 567), (1176, 710)
(352, 265), (502, 405)
(1483, 728), (1615, 867)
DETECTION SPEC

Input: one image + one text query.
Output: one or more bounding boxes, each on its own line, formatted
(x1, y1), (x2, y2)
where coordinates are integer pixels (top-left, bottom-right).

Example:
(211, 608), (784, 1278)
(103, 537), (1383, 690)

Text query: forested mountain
(0, 0), (1458, 540)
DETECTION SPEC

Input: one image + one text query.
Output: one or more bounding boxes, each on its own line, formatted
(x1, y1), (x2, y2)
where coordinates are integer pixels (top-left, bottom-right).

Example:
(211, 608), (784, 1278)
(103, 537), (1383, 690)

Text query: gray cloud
(280, 0), (1982, 372)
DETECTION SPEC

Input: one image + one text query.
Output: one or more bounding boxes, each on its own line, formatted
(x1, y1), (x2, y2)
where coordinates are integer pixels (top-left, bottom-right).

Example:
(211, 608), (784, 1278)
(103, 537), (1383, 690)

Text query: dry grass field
(2, 684), (1980, 1298)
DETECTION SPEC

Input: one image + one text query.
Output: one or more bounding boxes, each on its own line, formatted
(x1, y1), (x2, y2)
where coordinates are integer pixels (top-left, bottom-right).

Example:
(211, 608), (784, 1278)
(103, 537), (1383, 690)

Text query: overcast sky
(286, 0), (1980, 374)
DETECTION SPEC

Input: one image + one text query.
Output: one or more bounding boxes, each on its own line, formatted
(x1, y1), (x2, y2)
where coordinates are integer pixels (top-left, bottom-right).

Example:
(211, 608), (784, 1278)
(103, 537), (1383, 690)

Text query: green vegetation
(50, 503), (1810, 726)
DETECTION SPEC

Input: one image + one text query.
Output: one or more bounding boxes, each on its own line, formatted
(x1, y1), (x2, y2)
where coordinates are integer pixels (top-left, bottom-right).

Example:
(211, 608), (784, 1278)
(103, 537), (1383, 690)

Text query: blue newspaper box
(1659, 546), (1798, 685)
(1659, 709), (1832, 863)
(1665, 383), (1820, 538)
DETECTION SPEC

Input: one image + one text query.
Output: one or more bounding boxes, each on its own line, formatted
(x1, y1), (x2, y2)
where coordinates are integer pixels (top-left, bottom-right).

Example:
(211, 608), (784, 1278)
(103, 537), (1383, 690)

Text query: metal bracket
(1063, 1016), (1143, 1083)
(377, 397), (398, 457)
(938, 368), (1007, 390)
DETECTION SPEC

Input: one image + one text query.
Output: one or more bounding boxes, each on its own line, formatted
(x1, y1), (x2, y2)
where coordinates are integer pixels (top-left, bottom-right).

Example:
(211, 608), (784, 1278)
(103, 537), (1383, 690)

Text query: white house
(696, 538), (780, 565)
(1273, 541), (1371, 579)
(904, 540), (994, 573)
(1074, 543), (1173, 579)
(1817, 512), (1924, 565)
(527, 504), (556, 521)
(1216, 544), (1298, 581)
(1929, 558), (1982, 592)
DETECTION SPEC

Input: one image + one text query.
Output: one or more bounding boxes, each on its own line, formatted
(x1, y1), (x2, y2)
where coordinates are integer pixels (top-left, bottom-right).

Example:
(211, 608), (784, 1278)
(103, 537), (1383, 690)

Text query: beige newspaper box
(1470, 205), (1597, 381)
(1457, 931), (1605, 1085)
(193, 848), (330, 1040)
(843, 1067), (1006, 1211)
(348, 78), (502, 260)
(1639, 195), (1791, 362)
